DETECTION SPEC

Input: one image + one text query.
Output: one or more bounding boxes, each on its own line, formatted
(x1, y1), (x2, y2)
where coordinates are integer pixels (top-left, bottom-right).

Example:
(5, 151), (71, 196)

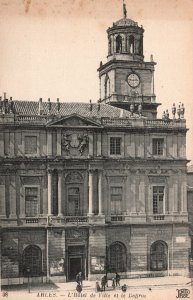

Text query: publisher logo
(176, 289), (190, 298)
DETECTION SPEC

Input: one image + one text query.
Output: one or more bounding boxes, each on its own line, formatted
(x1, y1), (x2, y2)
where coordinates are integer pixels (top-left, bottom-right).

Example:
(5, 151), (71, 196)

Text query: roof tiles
(13, 101), (139, 119)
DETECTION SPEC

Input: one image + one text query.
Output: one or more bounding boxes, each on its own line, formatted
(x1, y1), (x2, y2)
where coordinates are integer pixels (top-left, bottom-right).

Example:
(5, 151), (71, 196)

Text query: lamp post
(26, 267), (31, 293)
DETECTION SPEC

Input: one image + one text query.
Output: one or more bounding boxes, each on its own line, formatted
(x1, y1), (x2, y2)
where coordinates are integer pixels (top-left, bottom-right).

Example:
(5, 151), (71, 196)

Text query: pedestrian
(101, 275), (106, 291)
(95, 278), (101, 292)
(76, 271), (83, 287)
(112, 277), (115, 289)
(115, 272), (120, 287)
(104, 274), (108, 287)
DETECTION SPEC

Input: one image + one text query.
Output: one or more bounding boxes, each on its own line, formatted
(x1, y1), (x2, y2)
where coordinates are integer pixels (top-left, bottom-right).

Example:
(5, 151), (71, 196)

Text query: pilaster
(47, 170), (52, 215)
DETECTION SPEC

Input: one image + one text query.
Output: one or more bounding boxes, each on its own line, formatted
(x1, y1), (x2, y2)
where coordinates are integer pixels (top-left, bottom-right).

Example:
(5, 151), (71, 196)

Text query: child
(95, 278), (101, 292)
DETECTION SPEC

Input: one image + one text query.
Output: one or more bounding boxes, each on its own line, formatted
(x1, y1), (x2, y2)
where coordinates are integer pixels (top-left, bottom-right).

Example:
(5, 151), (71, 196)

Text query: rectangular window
(153, 186), (164, 214)
(25, 136), (37, 154)
(152, 138), (164, 155)
(111, 187), (122, 214)
(25, 187), (38, 217)
(110, 137), (121, 155)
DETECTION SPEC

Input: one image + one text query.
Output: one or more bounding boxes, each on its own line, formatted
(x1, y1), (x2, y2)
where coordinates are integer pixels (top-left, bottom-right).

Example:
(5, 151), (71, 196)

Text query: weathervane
(123, 0), (127, 18)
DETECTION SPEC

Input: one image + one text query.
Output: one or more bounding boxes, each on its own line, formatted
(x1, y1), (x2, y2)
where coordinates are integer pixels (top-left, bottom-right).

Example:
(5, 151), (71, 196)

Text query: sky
(0, 0), (193, 163)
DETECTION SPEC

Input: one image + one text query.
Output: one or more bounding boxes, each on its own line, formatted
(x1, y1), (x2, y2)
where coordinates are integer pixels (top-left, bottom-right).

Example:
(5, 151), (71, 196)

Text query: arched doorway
(108, 242), (127, 272)
(23, 245), (42, 276)
(150, 241), (168, 271)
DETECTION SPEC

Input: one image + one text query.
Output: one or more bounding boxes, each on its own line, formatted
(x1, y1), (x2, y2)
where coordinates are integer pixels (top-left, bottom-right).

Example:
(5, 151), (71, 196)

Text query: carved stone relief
(61, 130), (89, 156)
(20, 176), (41, 185)
(65, 171), (83, 183)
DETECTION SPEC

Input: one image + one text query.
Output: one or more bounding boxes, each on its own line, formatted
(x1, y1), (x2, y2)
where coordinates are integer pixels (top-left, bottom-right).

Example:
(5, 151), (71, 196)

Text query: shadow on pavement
(2, 282), (59, 292)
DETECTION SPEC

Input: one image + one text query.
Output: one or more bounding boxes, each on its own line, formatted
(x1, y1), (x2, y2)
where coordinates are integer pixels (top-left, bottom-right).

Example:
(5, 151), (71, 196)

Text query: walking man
(115, 272), (120, 287)
(101, 275), (106, 291)
(76, 271), (83, 287)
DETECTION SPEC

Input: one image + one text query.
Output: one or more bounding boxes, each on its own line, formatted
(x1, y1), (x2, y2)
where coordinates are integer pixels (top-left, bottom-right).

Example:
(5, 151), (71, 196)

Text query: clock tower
(98, 3), (160, 119)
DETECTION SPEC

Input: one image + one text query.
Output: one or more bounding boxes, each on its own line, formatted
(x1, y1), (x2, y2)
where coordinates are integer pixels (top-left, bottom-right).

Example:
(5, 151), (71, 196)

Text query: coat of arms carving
(62, 132), (89, 155)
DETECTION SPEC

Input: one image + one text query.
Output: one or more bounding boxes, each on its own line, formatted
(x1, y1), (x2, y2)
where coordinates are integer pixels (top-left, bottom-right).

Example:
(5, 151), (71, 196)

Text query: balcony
(19, 217), (47, 226)
(106, 213), (147, 224)
(102, 94), (156, 104)
(0, 216), (48, 227)
(111, 215), (125, 222)
(147, 213), (188, 223)
(1, 212), (188, 228)
(48, 215), (88, 226)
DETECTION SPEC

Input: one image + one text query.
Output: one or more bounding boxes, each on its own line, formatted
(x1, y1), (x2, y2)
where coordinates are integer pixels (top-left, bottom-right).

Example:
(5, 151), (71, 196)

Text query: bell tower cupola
(107, 2), (144, 62)
(98, 1), (160, 119)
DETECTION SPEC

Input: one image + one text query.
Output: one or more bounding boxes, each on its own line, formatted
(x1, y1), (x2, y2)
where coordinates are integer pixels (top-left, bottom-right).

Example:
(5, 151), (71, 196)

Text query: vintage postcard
(0, 1), (193, 300)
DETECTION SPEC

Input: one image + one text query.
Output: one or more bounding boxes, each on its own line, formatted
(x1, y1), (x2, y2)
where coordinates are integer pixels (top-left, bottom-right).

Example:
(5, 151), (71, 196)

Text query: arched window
(129, 35), (135, 54)
(104, 76), (110, 98)
(150, 241), (168, 271)
(23, 245), (42, 276)
(109, 242), (127, 272)
(116, 35), (122, 53)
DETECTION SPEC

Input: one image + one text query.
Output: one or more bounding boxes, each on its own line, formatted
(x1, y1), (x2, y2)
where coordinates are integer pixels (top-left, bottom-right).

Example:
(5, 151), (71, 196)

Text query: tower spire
(123, 0), (127, 19)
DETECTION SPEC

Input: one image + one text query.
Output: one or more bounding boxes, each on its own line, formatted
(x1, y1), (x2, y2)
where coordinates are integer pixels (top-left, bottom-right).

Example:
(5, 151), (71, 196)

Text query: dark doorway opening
(68, 257), (82, 281)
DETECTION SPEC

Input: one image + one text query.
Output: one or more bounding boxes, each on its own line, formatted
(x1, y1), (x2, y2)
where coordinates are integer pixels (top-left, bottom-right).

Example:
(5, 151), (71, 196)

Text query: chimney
(4, 92), (6, 100)
(57, 98), (60, 112)
(39, 98), (43, 115)
(89, 99), (92, 112)
(48, 98), (51, 113)
(97, 103), (100, 112)
(9, 97), (14, 113)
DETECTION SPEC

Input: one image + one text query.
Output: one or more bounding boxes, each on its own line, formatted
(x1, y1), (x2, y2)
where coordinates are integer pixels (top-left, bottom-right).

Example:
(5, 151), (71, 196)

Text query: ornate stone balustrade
(102, 118), (186, 129)
(147, 214), (188, 223)
(48, 216), (88, 225)
(103, 95), (156, 103)
(15, 115), (47, 123)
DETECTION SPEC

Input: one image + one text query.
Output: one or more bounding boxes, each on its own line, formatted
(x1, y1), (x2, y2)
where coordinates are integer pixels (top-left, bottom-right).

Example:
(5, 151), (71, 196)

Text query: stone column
(10, 132), (15, 157)
(88, 171), (94, 215)
(58, 170), (63, 216)
(173, 180), (178, 212)
(181, 173), (187, 212)
(97, 132), (102, 156)
(113, 34), (116, 53)
(138, 176), (145, 213)
(88, 132), (94, 157)
(0, 176), (6, 217)
(47, 131), (52, 156)
(19, 176), (25, 218)
(57, 129), (61, 156)
(47, 170), (52, 215)
(130, 173), (137, 213)
(98, 171), (103, 215)
(0, 132), (4, 156)
(9, 173), (17, 218)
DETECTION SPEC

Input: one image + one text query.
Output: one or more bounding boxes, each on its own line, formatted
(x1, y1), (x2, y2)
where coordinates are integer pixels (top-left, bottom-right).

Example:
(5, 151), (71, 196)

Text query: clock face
(127, 73), (140, 87)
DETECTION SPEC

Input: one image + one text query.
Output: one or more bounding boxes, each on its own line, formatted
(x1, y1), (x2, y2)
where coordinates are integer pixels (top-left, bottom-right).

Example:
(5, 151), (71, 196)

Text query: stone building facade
(0, 8), (190, 285)
(187, 165), (193, 263)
